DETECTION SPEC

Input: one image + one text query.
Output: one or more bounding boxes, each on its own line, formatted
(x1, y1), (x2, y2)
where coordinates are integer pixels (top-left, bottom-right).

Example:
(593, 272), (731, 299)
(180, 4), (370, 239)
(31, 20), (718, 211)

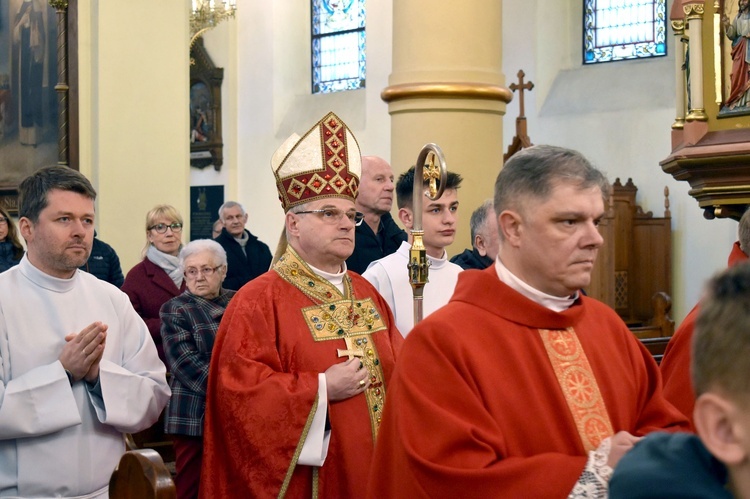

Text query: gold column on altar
(381, 1), (511, 254)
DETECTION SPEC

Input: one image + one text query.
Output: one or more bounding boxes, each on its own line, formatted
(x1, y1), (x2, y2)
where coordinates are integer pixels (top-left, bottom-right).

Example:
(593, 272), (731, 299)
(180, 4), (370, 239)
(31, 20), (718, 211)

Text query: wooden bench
(125, 409), (175, 466)
(639, 336), (672, 365)
(627, 292), (675, 340)
(109, 449), (175, 499)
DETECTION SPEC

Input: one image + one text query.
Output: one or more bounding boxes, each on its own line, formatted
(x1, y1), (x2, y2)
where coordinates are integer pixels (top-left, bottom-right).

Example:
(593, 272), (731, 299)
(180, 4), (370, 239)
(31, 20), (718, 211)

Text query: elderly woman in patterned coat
(159, 239), (235, 499)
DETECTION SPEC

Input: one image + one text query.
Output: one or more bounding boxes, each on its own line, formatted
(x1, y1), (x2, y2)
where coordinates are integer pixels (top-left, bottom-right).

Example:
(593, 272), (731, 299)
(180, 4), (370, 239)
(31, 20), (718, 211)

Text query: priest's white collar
(308, 262), (347, 294)
(494, 257), (578, 312)
(19, 254), (78, 293)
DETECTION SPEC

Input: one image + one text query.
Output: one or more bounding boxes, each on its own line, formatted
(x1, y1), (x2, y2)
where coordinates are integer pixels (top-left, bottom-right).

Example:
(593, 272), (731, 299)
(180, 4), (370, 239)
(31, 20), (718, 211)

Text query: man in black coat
(346, 156), (407, 274)
(79, 231), (125, 287)
(214, 201), (272, 291)
(450, 199), (499, 270)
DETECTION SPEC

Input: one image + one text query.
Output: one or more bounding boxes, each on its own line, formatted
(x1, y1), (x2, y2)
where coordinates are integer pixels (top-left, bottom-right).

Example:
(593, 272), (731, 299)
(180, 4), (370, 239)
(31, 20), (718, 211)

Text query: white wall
(194, 0), (394, 253)
(502, 0), (737, 321)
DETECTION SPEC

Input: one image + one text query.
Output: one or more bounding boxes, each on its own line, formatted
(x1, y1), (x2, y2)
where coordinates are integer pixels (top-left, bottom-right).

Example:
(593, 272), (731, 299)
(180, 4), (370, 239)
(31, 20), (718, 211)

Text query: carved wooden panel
(588, 178), (672, 336)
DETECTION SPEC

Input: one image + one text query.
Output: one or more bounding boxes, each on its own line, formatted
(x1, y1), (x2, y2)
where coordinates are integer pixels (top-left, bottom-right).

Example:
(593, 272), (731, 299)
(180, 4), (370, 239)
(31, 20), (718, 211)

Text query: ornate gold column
(382, 0), (510, 252)
(685, 3), (708, 121)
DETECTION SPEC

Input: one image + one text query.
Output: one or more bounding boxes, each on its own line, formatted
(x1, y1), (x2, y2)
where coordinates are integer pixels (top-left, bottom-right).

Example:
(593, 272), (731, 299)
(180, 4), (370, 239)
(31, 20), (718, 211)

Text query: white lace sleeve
(567, 436), (613, 499)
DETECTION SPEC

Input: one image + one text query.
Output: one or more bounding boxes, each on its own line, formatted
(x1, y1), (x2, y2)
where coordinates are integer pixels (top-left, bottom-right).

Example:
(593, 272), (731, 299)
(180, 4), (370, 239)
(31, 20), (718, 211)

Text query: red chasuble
(367, 267), (687, 499)
(200, 249), (402, 498)
(661, 241), (748, 430)
(660, 305), (699, 431)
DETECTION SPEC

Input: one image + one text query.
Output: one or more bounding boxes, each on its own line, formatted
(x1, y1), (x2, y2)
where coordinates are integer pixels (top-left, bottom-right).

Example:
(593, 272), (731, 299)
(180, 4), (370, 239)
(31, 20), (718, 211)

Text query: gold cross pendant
(336, 348), (364, 359)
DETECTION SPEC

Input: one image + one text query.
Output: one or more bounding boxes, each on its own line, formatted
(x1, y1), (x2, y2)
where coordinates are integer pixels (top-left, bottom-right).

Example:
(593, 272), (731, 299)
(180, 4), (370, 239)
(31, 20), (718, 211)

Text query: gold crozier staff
(408, 143), (448, 326)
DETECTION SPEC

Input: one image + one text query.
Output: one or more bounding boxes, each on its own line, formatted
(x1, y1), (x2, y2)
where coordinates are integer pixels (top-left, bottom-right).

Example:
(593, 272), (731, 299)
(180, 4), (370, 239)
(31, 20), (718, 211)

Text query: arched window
(311, 0), (366, 94)
(584, 0), (667, 64)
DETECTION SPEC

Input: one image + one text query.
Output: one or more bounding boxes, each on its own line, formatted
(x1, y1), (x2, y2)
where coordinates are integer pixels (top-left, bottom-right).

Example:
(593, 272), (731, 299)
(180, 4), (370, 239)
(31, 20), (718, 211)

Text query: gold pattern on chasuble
(273, 247), (389, 439)
(538, 328), (614, 452)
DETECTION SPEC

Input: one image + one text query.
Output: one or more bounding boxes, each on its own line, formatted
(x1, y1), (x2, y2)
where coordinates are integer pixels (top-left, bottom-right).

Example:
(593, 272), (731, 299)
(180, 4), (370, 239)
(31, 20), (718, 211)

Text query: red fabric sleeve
(660, 305), (699, 431)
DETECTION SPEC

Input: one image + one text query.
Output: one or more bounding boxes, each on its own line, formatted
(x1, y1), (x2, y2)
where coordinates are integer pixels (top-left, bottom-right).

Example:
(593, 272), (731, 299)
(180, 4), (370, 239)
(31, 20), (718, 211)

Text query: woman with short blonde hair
(122, 204), (186, 362)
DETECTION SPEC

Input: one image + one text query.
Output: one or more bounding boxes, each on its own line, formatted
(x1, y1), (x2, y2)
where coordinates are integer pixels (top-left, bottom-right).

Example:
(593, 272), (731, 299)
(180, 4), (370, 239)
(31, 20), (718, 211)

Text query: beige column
(382, 1), (511, 255)
(78, 0), (190, 273)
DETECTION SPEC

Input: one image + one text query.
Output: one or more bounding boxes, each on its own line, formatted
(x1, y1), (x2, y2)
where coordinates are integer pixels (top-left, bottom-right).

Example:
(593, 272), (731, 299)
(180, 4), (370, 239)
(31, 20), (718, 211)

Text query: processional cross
(509, 69), (534, 118)
(504, 69), (535, 161)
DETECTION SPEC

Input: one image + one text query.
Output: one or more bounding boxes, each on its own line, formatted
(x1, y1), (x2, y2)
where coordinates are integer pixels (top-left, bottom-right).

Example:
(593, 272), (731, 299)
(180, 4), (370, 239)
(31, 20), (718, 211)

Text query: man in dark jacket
(214, 201), (272, 291)
(346, 156), (407, 274)
(79, 231), (125, 287)
(451, 199), (499, 270)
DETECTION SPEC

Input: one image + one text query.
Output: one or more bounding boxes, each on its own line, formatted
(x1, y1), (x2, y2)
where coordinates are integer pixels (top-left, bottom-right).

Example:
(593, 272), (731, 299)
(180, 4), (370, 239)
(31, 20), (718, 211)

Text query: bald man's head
(356, 156), (396, 216)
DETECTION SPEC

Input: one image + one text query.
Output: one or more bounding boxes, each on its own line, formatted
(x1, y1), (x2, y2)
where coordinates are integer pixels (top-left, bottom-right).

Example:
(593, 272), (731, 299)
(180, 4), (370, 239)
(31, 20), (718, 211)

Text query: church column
(685, 3), (708, 122)
(78, 0), (190, 272)
(382, 0), (511, 253)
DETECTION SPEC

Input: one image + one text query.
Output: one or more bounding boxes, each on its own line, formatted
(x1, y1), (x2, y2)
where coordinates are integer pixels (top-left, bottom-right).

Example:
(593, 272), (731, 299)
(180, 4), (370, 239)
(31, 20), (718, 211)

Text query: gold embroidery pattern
(274, 246), (388, 438)
(539, 328), (614, 452)
(301, 302), (387, 340)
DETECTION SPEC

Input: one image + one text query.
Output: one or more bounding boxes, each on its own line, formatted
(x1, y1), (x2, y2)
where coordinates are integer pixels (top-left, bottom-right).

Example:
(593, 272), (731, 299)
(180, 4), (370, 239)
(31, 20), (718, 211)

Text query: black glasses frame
(148, 223), (183, 234)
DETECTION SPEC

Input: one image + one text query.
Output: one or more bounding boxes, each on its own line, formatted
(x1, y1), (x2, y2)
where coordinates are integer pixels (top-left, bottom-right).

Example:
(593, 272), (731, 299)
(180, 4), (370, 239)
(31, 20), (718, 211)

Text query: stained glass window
(311, 0), (366, 94)
(584, 0), (667, 64)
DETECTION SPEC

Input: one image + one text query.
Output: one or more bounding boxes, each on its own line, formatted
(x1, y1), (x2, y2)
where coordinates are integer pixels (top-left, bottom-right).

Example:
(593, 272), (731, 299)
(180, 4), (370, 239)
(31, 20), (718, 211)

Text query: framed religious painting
(0, 0), (78, 215)
(718, 0), (750, 117)
(189, 37), (224, 171)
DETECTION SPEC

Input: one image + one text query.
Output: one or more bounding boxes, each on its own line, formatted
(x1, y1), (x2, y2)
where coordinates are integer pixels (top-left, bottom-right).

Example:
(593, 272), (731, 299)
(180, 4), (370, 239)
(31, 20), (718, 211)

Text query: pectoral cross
(337, 336), (365, 361)
(337, 347), (364, 359)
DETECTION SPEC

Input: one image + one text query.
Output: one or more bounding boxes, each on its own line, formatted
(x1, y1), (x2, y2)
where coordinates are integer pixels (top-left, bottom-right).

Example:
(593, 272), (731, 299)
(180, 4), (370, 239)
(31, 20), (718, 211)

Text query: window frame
(583, 0), (668, 65)
(310, 0), (366, 94)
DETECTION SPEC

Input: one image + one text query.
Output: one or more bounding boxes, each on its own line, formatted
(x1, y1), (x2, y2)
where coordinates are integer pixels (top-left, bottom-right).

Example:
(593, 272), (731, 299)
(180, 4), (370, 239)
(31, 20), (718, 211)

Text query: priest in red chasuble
(367, 145), (688, 499)
(660, 208), (750, 430)
(200, 112), (403, 498)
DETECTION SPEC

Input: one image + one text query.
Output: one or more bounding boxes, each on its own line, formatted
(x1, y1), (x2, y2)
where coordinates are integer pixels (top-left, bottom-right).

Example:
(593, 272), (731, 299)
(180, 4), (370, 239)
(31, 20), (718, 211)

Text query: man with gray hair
(202, 112), (402, 498)
(368, 145), (687, 498)
(0, 165), (170, 498)
(214, 200), (272, 290)
(450, 199), (499, 270)
(346, 155), (407, 274)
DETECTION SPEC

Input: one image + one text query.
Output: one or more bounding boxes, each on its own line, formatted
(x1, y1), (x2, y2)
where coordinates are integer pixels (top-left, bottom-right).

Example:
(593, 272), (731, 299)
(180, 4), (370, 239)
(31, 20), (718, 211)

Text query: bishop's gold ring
(359, 379), (366, 388)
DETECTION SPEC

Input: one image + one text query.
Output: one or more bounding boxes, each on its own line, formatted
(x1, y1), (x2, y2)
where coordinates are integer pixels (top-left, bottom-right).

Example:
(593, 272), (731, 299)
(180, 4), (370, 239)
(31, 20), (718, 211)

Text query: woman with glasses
(0, 206), (24, 273)
(122, 204), (187, 362)
(159, 239), (234, 499)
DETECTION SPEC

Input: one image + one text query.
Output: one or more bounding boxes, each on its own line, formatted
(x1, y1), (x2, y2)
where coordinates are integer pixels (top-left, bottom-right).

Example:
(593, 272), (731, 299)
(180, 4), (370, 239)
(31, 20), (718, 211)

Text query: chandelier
(190, 0), (237, 46)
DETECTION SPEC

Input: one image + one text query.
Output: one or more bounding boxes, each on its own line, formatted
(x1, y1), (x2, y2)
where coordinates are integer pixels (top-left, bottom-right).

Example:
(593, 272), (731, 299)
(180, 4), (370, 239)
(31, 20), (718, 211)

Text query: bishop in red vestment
(200, 112), (403, 498)
(367, 145), (688, 499)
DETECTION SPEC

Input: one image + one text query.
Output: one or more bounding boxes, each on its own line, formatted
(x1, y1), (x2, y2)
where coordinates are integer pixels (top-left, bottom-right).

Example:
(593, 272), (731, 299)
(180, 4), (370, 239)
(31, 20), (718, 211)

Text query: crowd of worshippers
(2, 111), (750, 498)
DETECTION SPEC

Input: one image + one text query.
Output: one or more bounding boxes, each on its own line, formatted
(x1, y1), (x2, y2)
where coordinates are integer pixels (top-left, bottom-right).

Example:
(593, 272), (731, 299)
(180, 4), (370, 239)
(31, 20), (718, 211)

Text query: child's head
(396, 166), (463, 255)
(693, 261), (750, 476)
